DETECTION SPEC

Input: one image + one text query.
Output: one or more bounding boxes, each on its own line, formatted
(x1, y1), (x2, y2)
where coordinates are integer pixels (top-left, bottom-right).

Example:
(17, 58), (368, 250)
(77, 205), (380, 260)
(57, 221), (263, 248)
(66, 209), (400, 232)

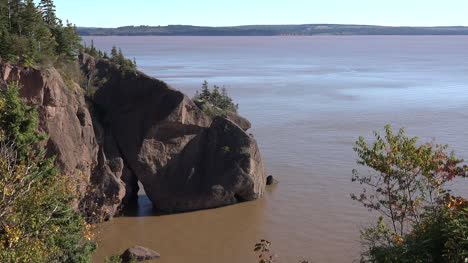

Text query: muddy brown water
(83, 36), (468, 263)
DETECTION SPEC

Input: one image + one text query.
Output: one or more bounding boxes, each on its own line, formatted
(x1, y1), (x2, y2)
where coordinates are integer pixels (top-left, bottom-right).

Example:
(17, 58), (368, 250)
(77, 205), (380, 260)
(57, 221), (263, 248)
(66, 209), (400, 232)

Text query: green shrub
(253, 240), (309, 263)
(193, 81), (239, 116)
(222, 146), (231, 153)
(352, 125), (468, 263)
(110, 46), (136, 72)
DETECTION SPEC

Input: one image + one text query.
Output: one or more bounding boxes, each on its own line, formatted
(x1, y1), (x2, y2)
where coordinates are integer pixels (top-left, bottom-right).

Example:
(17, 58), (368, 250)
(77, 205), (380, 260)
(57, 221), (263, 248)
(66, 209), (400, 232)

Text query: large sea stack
(0, 54), (266, 220)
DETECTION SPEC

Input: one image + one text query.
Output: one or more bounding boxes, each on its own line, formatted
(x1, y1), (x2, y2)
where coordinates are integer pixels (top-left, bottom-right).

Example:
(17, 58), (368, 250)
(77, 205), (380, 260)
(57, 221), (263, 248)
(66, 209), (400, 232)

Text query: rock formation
(0, 54), (266, 220)
(121, 246), (160, 262)
(0, 63), (125, 220)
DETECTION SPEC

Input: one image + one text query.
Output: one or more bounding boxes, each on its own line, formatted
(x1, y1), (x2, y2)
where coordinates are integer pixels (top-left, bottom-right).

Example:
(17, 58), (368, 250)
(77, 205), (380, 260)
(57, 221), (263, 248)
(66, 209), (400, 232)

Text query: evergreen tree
(0, 1), (9, 32)
(0, 30), (13, 61)
(0, 83), (46, 157)
(110, 45), (118, 58)
(8, 0), (23, 35)
(87, 39), (98, 57)
(193, 81), (239, 115)
(53, 20), (81, 59)
(39, 0), (57, 27)
(117, 48), (124, 64)
(21, 0), (42, 37)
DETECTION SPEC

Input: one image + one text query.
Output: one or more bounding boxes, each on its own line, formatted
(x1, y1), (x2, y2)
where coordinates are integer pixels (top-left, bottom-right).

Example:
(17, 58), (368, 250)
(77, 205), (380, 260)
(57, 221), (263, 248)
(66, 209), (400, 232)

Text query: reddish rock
(0, 63), (126, 220)
(0, 54), (266, 219)
(121, 246), (160, 262)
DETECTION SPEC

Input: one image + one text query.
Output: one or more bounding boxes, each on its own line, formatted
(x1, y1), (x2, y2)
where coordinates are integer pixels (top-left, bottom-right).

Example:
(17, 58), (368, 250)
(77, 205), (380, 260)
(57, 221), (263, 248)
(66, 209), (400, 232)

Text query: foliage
(110, 46), (136, 71)
(0, 0), (82, 65)
(360, 198), (467, 263)
(81, 40), (108, 60)
(351, 125), (467, 263)
(253, 240), (309, 263)
(0, 83), (46, 157)
(193, 80), (239, 116)
(81, 43), (136, 72)
(222, 146), (231, 153)
(0, 83), (95, 262)
(254, 240), (274, 263)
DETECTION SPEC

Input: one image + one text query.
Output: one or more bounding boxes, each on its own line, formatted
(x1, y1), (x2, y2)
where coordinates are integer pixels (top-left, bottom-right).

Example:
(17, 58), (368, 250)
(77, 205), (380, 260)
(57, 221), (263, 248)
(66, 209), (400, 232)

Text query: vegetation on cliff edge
(0, 83), (95, 262)
(193, 80), (239, 117)
(0, 0), (136, 71)
(0, 0), (81, 65)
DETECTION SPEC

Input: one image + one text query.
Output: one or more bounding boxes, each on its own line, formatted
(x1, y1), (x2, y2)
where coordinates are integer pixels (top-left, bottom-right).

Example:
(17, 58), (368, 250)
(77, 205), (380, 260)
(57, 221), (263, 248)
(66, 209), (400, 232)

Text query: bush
(0, 83), (95, 262)
(351, 125), (467, 263)
(193, 81), (238, 116)
(253, 240), (309, 263)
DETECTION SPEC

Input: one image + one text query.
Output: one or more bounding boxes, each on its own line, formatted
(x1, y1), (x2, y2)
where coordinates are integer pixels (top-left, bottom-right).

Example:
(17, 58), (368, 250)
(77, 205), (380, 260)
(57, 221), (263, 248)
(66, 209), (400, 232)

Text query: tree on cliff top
(38, 0), (57, 27)
(193, 81), (239, 117)
(0, 0), (81, 65)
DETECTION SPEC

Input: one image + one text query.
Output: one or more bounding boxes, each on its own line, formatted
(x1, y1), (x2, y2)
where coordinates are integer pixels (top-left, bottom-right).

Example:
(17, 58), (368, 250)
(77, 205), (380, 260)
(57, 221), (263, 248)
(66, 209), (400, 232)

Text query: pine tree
(110, 45), (118, 58)
(88, 39), (98, 57)
(0, 0), (9, 32)
(200, 80), (210, 100)
(0, 29), (12, 61)
(0, 83), (46, 157)
(117, 48), (124, 64)
(8, 0), (24, 35)
(21, 0), (42, 37)
(39, 0), (57, 27)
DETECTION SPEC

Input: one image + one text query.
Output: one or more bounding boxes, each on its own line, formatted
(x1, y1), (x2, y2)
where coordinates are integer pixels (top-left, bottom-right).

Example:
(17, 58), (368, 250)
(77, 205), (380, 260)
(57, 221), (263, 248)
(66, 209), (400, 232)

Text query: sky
(52, 0), (468, 28)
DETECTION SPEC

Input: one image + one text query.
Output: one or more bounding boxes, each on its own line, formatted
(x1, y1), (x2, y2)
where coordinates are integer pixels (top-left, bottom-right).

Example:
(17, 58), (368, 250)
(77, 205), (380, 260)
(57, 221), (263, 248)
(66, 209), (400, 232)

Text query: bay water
(83, 36), (468, 263)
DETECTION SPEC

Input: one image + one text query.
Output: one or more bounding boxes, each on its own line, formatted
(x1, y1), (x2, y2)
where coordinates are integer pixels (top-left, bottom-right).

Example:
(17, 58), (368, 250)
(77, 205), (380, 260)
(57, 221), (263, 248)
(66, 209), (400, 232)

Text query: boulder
(150, 116), (266, 212)
(225, 111), (251, 131)
(121, 246), (160, 262)
(267, 175), (275, 185)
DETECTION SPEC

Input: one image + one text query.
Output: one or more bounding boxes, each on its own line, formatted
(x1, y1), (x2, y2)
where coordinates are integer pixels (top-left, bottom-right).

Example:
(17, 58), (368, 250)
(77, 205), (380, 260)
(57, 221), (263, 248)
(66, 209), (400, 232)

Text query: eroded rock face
(0, 55), (266, 218)
(85, 57), (266, 212)
(153, 116), (266, 212)
(0, 63), (126, 220)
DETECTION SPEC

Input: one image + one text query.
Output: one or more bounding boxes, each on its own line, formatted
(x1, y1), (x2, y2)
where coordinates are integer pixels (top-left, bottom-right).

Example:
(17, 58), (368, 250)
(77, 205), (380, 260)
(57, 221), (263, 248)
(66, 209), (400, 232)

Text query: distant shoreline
(77, 24), (468, 36)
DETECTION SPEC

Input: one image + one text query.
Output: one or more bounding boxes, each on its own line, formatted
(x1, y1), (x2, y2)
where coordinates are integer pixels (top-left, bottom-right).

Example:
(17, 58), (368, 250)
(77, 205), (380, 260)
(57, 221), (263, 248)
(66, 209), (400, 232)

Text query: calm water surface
(83, 36), (468, 263)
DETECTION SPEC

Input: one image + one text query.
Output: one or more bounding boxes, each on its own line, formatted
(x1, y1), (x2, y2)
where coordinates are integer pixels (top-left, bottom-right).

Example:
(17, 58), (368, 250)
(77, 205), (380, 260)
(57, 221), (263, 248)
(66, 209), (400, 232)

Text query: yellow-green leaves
(0, 84), (94, 263)
(352, 125), (467, 263)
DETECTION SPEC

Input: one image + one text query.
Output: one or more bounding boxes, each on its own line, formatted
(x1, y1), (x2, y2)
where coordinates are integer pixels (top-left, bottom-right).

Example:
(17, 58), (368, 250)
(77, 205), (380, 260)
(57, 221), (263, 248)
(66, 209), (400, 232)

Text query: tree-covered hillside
(77, 24), (468, 36)
(0, 0), (81, 65)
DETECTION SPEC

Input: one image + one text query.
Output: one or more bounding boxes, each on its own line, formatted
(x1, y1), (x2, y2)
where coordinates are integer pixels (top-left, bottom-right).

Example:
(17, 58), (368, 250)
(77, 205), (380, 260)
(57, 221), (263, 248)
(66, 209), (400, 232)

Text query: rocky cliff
(0, 55), (266, 220)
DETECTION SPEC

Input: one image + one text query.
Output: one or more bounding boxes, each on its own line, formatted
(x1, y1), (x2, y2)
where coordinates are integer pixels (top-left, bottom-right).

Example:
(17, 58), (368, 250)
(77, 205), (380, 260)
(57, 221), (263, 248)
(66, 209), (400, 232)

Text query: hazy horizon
(77, 23), (468, 29)
(48, 0), (468, 28)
